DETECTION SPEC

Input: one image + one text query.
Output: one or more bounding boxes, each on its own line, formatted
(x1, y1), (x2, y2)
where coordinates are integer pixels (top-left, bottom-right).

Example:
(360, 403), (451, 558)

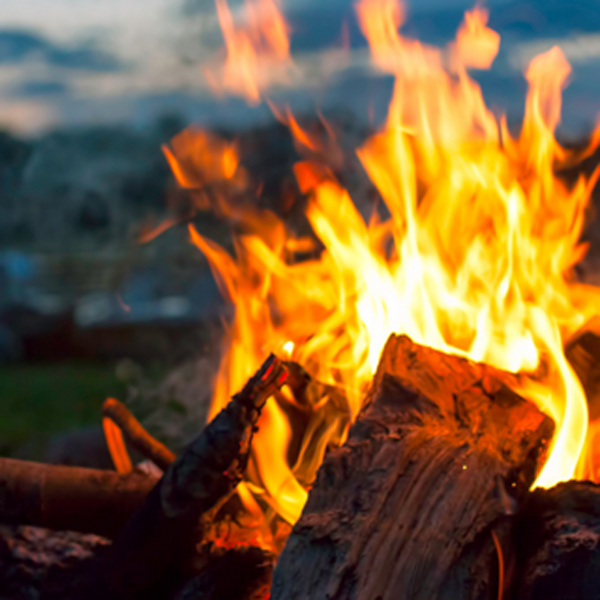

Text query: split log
(271, 334), (554, 600)
(71, 354), (288, 600)
(0, 457), (158, 539)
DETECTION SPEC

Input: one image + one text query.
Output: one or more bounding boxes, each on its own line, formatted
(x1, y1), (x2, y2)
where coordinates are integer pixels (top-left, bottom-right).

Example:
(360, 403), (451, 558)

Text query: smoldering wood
(70, 354), (288, 600)
(514, 480), (600, 600)
(0, 457), (158, 539)
(271, 334), (554, 600)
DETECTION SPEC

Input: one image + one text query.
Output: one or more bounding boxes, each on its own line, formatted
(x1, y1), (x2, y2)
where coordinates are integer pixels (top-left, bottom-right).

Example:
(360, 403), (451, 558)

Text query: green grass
(0, 362), (128, 457)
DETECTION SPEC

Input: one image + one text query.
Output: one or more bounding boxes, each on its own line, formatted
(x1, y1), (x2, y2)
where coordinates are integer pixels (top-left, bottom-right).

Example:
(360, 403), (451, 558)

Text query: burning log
(0, 457), (158, 539)
(271, 334), (554, 600)
(71, 354), (288, 600)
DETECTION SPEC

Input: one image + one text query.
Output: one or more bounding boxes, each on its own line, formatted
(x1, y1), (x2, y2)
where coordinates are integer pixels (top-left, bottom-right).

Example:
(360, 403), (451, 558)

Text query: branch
(0, 457), (158, 539)
(102, 397), (176, 472)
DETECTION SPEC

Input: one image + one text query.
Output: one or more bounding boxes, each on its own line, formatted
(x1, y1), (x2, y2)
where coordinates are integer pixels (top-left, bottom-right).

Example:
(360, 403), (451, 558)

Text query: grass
(0, 361), (128, 458)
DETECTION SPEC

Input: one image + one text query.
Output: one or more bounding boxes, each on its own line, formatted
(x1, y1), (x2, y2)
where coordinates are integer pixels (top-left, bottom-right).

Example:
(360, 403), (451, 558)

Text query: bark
(0, 457), (158, 539)
(271, 334), (554, 600)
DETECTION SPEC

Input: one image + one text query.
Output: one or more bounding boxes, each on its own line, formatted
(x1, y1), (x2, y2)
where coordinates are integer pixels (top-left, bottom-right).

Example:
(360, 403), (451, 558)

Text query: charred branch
(71, 354), (288, 600)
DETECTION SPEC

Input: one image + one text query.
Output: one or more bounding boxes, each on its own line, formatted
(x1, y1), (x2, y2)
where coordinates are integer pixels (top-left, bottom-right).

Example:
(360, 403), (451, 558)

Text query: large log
(271, 334), (554, 600)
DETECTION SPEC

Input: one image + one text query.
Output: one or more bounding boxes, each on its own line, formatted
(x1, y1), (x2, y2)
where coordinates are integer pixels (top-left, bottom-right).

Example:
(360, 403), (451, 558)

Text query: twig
(102, 397), (176, 472)
(103, 414), (134, 474)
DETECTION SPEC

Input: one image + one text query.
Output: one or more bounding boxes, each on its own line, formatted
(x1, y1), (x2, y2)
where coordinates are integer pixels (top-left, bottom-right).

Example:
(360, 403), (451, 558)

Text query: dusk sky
(1, 0), (600, 135)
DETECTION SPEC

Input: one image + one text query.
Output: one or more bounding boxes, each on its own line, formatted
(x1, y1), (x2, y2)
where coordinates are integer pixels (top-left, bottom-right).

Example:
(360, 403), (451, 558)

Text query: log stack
(2, 336), (600, 599)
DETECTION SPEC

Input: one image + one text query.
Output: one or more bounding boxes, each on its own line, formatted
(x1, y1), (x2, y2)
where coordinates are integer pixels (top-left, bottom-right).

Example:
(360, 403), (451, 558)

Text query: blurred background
(2, 0), (600, 465)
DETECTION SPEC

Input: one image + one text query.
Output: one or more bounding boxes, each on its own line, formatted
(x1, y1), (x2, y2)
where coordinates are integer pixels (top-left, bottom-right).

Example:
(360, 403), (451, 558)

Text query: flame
(204, 0), (293, 103)
(164, 0), (600, 536)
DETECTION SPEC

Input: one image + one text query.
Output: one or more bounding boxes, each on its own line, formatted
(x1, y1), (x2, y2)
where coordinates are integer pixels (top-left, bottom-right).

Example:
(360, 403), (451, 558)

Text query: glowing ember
(164, 0), (600, 540)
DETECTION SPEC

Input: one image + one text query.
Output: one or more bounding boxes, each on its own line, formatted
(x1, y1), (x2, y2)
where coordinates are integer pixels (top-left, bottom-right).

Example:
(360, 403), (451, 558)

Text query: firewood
(0, 457), (158, 539)
(514, 480), (600, 600)
(70, 354), (288, 600)
(271, 334), (554, 600)
(102, 397), (177, 472)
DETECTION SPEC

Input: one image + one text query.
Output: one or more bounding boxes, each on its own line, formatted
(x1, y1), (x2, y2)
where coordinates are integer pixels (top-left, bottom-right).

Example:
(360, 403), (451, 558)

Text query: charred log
(70, 354), (288, 600)
(271, 334), (554, 600)
(0, 457), (158, 539)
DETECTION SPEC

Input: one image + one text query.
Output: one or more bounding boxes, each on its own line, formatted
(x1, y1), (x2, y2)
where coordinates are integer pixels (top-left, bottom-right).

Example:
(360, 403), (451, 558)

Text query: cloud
(10, 79), (70, 98)
(0, 29), (121, 72)
(509, 34), (600, 72)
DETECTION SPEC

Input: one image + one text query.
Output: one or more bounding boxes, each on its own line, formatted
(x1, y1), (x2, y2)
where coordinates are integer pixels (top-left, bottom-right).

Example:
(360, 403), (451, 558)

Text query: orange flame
(204, 0), (293, 103)
(164, 0), (600, 535)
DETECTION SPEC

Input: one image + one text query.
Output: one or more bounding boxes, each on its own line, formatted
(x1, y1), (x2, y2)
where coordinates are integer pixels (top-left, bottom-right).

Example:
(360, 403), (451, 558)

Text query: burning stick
(102, 397), (177, 472)
(0, 458), (158, 539)
(72, 354), (287, 600)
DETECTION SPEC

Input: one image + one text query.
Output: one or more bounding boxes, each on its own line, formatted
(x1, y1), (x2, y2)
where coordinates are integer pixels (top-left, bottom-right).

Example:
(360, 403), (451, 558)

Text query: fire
(204, 0), (293, 103)
(165, 0), (600, 538)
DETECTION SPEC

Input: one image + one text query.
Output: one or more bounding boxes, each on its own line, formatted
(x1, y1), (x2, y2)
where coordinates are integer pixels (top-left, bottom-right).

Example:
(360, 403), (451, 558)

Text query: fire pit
(3, 0), (600, 598)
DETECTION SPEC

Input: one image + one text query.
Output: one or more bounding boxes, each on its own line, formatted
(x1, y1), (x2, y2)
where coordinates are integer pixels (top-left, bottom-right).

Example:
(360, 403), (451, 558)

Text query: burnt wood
(271, 334), (554, 600)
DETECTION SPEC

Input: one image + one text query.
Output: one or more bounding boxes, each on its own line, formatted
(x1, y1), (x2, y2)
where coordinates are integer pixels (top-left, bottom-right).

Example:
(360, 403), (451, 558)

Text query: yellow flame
(163, 0), (600, 536)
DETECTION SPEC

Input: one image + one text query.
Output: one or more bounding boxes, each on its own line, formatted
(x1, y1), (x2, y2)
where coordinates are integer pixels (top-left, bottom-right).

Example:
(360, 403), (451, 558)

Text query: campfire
(4, 0), (600, 598)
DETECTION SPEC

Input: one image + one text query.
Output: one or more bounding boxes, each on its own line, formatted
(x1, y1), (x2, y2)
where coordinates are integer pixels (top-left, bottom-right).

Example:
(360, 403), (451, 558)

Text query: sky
(1, 0), (600, 136)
